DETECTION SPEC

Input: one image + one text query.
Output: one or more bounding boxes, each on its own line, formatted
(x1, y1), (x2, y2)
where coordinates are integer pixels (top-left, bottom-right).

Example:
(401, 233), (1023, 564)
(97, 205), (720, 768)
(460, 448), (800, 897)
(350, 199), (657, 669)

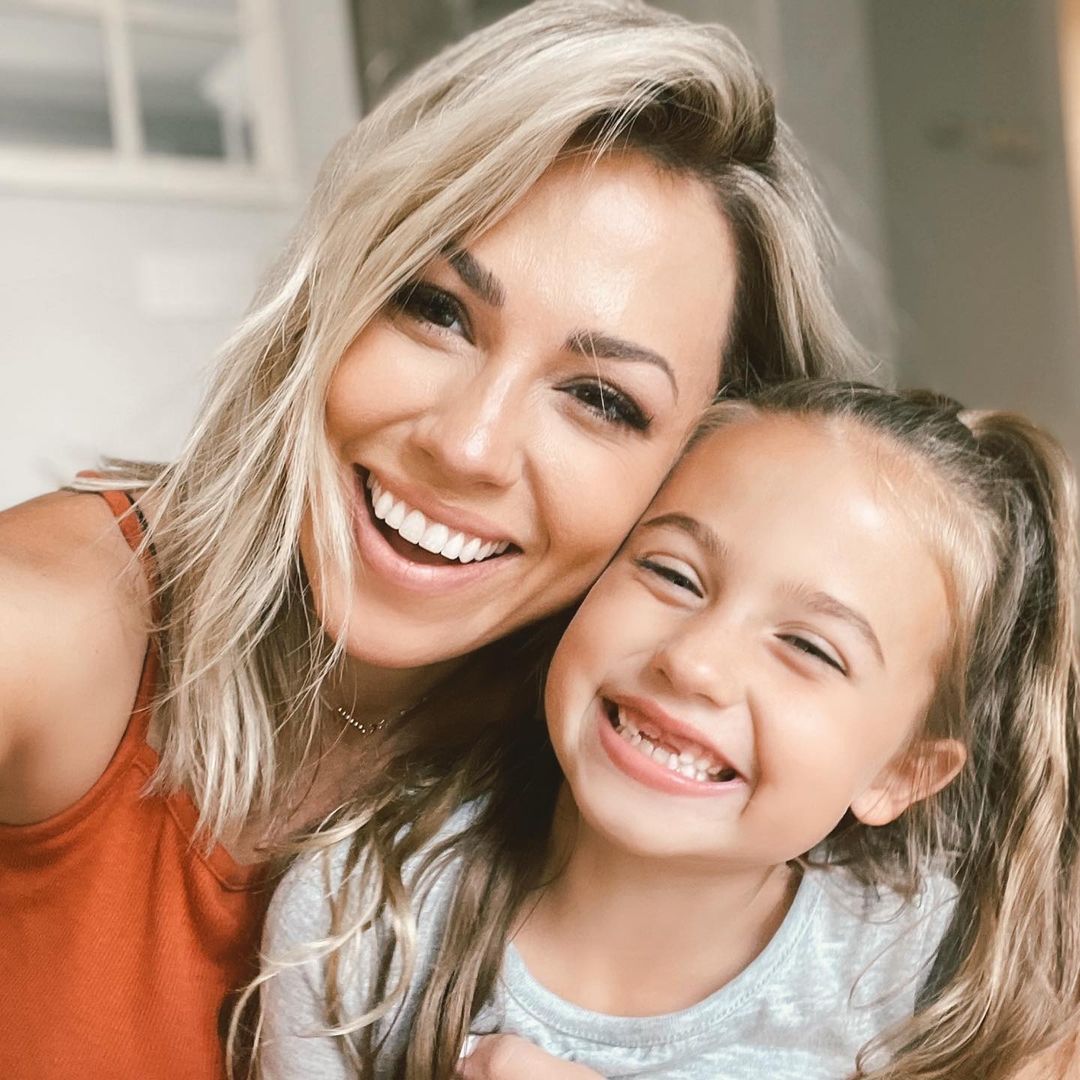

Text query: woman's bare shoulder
(0, 490), (151, 824)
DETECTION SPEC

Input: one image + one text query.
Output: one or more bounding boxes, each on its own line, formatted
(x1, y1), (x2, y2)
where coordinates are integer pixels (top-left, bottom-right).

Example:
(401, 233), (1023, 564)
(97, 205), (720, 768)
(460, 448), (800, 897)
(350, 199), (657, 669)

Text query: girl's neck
(513, 790), (798, 1017)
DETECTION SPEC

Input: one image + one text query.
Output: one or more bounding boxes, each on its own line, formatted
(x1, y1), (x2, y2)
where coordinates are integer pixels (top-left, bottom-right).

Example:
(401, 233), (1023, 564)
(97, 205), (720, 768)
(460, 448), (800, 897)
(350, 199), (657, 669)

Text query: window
(0, 0), (295, 201)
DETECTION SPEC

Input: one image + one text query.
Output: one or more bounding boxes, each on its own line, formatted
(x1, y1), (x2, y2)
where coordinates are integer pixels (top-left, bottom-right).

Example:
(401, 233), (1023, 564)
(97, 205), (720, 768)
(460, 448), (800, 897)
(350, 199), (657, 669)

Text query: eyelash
(563, 381), (652, 432)
(779, 635), (847, 675)
(636, 556), (702, 597)
(638, 557), (847, 675)
(391, 279), (652, 433)
(390, 281), (472, 341)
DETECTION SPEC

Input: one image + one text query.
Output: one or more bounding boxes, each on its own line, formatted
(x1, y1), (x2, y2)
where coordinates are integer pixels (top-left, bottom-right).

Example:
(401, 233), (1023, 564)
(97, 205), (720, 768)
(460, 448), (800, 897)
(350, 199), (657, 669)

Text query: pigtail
(862, 411), (1080, 1080)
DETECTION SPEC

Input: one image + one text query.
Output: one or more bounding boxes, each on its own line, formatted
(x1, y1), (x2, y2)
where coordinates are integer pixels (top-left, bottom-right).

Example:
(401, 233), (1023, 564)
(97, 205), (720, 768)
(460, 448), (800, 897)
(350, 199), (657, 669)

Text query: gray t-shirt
(261, 809), (956, 1079)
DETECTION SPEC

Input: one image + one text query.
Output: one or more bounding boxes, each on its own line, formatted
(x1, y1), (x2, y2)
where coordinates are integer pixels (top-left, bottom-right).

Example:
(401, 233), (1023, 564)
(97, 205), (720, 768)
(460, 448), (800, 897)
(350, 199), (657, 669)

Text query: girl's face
(545, 414), (962, 870)
(305, 152), (735, 668)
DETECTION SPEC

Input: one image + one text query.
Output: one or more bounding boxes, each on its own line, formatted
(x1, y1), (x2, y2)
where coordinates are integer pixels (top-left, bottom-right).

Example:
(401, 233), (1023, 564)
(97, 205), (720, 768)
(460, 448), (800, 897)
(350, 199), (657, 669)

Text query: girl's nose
(408, 365), (525, 490)
(649, 617), (746, 710)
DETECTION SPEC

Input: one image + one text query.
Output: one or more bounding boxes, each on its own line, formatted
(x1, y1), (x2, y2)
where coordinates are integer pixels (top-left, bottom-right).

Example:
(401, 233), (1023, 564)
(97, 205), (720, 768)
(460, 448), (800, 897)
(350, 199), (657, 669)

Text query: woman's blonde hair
(78, 0), (861, 846)
(265, 381), (1080, 1080)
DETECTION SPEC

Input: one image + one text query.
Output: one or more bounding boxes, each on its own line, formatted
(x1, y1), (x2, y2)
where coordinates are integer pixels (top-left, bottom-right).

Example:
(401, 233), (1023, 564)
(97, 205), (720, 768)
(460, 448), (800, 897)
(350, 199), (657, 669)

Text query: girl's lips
(351, 469), (519, 594)
(595, 699), (745, 799)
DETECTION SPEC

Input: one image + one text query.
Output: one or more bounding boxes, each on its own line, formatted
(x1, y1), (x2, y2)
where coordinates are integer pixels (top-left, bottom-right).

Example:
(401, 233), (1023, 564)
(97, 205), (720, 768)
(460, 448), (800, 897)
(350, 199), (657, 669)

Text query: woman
(0, 2), (859, 1078)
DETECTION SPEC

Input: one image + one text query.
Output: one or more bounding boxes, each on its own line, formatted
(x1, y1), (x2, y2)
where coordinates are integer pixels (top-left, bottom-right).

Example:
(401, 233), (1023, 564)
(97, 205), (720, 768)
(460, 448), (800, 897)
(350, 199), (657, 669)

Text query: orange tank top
(0, 490), (271, 1080)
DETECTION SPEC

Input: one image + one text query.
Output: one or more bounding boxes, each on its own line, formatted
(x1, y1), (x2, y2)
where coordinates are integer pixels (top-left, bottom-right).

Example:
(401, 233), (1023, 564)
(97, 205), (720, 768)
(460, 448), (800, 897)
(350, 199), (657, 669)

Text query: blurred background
(2, 0), (1078, 507)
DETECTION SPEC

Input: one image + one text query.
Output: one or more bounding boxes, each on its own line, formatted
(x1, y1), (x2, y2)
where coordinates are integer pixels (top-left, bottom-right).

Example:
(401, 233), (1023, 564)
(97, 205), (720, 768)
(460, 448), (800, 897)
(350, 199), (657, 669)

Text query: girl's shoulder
(0, 490), (151, 823)
(798, 862), (957, 988)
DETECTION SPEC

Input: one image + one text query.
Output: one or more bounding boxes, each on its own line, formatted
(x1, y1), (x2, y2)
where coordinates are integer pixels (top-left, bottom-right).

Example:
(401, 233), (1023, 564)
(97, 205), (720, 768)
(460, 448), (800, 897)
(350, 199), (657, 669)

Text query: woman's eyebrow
(447, 248), (505, 307)
(566, 329), (678, 400)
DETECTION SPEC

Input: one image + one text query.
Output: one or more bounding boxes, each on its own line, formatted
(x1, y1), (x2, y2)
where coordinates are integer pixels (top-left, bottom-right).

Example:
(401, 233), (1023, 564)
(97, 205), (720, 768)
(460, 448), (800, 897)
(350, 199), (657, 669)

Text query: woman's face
(305, 151), (737, 669)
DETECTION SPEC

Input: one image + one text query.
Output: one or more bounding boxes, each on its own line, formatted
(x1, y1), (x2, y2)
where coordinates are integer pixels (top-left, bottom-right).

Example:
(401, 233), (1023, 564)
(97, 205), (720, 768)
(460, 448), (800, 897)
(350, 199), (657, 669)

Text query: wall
(868, 0), (1080, 466)
(0, 0), (359, 507)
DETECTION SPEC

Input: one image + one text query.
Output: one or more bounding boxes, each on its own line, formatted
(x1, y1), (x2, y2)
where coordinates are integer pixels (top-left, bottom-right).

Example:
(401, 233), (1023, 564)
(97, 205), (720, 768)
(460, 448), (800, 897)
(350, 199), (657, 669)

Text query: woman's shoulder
(0, 489), (152, 823)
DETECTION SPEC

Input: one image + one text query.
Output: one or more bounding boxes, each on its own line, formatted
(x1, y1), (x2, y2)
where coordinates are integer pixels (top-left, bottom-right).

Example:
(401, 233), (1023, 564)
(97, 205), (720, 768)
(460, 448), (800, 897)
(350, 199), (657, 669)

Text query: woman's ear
(850, 738), (967, 828)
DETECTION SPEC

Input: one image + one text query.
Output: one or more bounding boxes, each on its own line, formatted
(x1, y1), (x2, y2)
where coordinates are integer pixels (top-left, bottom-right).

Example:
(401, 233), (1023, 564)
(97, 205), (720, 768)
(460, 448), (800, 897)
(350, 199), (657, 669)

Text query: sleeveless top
(0, 490), (271, 1080)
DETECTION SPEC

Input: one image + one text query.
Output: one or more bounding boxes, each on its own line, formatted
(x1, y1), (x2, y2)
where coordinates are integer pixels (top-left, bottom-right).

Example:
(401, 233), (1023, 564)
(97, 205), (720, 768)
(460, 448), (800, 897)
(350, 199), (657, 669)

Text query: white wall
(0, 0), (359, 507)
(663, 0), (895, 368)
(869, 0), (1080, 466)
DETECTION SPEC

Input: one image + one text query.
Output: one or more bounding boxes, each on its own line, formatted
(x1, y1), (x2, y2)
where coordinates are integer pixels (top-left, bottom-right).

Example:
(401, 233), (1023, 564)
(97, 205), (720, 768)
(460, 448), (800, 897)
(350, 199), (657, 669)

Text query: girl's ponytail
(894, 410), (1080, 1080)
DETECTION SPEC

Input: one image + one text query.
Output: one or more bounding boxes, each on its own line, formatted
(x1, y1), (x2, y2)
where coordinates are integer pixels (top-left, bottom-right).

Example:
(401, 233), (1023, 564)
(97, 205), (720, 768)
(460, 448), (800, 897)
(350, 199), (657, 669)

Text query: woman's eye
(390, 282), (471, 340)
(564, 381), (651, 432)
(781, 635), (846, 675)
(635, 557), (703, 597)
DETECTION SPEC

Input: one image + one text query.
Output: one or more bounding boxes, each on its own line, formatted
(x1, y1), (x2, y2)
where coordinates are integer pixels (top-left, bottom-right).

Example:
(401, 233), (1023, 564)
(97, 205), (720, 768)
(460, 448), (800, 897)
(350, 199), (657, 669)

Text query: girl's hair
(693, 381), (1080, 1080)
(264, 381), (1079, 1080)
(76, 0), (860, 844)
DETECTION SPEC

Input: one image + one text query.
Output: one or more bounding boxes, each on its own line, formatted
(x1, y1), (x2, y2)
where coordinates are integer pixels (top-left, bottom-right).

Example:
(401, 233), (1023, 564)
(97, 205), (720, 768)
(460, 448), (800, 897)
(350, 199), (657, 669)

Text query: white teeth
(386, 501), (406, 529)
(613, 708), (737, 784)
(400, 509), (426, 544)
(419, 522), (449, 554)
(373, 490), (395, 519)
(442, 531), (465, 560)
(364, 474), (511, 564)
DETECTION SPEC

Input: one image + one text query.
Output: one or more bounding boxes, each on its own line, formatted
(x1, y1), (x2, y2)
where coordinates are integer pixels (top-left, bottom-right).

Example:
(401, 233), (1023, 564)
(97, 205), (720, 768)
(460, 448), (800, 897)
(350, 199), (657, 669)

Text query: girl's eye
(781, 634), (847, 675)
(563, 381), (652, 432)
(635, 556), (703, 598)
(390, 282), (471, 341)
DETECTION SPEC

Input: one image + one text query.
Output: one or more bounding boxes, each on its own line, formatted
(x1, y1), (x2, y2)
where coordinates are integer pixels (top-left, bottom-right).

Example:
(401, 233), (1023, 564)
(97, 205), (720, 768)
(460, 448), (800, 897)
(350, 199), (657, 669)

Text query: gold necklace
(333, 703), (391, 735)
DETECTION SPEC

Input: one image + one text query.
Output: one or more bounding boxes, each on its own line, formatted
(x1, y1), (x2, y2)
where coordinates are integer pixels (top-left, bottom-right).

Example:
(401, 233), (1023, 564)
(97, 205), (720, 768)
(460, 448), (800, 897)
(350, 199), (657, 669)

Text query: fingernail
(459, 1034), (479, 1060)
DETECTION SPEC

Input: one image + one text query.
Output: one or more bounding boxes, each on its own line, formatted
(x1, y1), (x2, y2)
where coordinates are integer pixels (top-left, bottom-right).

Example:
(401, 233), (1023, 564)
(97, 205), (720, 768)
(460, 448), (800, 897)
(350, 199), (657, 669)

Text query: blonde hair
(270, 381), (1080, 1079)
(78, 0), (861, 848)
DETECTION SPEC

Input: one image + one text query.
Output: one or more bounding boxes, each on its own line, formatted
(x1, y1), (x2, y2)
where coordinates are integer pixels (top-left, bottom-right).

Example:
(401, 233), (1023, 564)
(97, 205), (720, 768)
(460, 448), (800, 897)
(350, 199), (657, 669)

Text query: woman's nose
(408, 365), (525, 490)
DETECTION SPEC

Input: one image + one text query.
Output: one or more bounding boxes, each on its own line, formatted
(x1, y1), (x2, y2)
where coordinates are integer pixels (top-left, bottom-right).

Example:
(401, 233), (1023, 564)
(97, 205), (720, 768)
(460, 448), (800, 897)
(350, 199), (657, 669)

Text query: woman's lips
(350, 467), (519, 593)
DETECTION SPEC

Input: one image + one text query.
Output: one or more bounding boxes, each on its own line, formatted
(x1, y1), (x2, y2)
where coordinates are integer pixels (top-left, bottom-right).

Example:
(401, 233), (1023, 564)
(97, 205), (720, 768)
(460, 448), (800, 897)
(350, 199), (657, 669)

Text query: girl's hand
(456, 1034), (605, 1079)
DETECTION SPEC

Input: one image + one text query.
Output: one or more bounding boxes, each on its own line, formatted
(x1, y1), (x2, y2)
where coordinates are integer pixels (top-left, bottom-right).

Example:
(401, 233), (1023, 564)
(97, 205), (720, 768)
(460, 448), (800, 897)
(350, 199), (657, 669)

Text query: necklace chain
(332, 697), (424, 736)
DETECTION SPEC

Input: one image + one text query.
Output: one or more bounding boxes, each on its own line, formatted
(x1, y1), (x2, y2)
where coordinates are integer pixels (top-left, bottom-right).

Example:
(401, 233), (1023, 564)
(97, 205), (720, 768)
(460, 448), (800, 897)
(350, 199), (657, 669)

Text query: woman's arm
(456, 1035), (605, 1080)
(0, 492), (147, 824)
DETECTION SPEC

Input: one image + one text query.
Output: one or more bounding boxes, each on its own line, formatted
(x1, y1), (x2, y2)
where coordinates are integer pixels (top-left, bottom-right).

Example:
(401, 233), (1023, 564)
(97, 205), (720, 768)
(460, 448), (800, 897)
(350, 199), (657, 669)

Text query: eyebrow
(445, 246), (679, 401)
(566, 329), (679, 401)
(639, 512), (886, 667)
(447, 248), (505, 308)
(638, 512), (727, 560)
(782, 585), (886, 667)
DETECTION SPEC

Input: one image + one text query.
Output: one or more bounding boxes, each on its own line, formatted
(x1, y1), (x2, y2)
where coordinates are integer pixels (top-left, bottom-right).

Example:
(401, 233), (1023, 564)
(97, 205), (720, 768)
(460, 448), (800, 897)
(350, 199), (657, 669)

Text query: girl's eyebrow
(781, 583), (886, 668)
(638, 511), (886, 667)
(638, 511), (727, 559)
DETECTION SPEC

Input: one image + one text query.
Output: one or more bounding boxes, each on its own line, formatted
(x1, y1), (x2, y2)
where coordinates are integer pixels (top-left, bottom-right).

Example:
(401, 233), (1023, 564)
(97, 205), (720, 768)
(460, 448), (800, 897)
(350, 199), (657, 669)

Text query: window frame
(0, 0), (298, 204)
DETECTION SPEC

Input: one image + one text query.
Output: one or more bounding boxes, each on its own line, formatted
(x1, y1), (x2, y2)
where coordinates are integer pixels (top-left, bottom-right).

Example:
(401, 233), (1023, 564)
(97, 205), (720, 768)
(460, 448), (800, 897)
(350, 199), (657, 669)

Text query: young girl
(255, 381), (1080, 1080)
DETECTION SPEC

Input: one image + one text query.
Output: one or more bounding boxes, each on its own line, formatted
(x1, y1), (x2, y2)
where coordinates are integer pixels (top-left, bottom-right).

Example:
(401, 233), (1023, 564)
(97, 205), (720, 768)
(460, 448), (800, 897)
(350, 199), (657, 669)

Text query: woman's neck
(513, 790), (798, 1017)
(327, 652), (462, 728)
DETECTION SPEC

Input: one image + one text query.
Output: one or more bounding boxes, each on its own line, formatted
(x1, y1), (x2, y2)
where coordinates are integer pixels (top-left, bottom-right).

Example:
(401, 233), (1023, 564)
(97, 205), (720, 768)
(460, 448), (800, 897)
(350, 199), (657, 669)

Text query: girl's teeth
(366, 475), (510, 564)
(614, 711), (735, 784)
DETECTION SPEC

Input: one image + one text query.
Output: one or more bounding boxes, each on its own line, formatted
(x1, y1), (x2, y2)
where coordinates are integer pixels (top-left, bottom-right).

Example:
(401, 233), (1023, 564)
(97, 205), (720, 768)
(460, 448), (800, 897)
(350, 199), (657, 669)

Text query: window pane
(0, 10), (112, 151)
(132, 29), (252, 161)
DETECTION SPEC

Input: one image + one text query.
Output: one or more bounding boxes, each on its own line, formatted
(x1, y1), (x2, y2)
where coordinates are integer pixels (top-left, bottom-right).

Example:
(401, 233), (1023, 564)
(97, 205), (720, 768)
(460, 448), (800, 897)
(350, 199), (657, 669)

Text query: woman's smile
(350, 465), (520, 592)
